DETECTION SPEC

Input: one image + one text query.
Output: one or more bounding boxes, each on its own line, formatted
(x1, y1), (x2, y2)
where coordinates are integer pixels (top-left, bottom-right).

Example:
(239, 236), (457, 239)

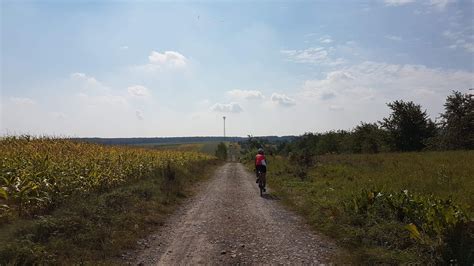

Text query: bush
(345, 189), (472, 263)
(215, 142), (228, 160)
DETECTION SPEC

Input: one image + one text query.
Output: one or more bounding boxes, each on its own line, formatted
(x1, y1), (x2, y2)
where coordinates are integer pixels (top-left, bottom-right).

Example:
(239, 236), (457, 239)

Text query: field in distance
(133, 142), (223, 156)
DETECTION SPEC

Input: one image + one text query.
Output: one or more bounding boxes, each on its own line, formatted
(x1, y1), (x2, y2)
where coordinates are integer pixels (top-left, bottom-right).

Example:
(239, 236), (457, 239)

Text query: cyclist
(255, 148), (267, 192)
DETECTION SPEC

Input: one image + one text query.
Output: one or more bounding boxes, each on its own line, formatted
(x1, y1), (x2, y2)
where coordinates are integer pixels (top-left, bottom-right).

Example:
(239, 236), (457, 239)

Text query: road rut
(131, 162), (336, 265)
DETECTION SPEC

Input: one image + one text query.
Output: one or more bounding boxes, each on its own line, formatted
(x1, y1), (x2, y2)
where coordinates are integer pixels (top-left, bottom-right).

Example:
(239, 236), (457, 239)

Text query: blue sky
(1, 0), (473, 137)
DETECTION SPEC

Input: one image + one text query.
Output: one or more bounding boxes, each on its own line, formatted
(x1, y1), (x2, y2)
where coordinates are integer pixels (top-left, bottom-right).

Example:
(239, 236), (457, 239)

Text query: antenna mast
(223, 116), (226, 138)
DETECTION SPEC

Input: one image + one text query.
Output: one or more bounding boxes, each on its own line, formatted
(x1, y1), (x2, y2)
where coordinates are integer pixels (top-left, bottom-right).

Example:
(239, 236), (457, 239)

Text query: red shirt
(255, 154), (267, 166)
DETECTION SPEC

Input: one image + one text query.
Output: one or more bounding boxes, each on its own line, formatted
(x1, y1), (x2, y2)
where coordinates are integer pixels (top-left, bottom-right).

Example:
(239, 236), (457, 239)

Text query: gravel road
(130, 162), (336, 265)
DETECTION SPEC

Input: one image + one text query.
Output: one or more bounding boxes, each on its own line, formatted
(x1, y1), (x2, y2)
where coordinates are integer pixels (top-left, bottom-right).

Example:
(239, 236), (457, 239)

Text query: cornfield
(0, 136), (215, 218)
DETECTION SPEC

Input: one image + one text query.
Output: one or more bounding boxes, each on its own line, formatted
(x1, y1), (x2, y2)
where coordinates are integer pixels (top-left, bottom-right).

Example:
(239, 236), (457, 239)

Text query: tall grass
(263, 151), (473, 264)
(0, 136), (217, 264)
(0, 136), (214, 219)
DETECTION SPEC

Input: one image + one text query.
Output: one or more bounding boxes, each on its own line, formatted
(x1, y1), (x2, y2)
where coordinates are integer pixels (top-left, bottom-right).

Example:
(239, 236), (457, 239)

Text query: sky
(1, 0), (473, 137)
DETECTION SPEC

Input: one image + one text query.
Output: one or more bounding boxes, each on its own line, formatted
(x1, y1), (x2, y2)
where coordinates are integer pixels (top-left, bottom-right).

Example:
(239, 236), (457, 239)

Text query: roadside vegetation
(240, 90), (473, 264)
(264, 153), (473, 264)
(214, 142), (228, 160)
(0, 136), (218, 264)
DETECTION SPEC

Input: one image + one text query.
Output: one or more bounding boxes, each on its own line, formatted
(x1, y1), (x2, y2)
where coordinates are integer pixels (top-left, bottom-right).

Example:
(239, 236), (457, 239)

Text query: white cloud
(443, 30), (456, 39)
(70, 72), (108, 92)
(429, 0), (454, 11)
(303, 61), (474, 105)
(327, 70), (355, 81)
(385, 0), (453, 11)
(281, 47), (327, 63)
(210, 102), (243, 113)
(131, 51), (189, 73)
(281, 47), (345, 66)
(319, 37), (333, 44)
(128, 85), (150, 97)
(69, 74), (130, 107)
(284, 61), (474, 132)
(10, 97), (36, 105)
(442, 30), (474, 53)
(271, 93), (296, 107)
(227, 89), (264, 100)
(2, 73), (158, 137)
(71, 72), (100, 85)
(385, 35), (403, 41)
(463, 43), (474, 53)
(304, 70), (356, 101)
(148, 51), (187, 68)
(120, 46), (129, 50)
(320, 39), (333, 44)
(384, 0), (415, 6)
(71, 72), (87, 79)
(304, 70), (357, 101)
(304, 34), (333, 44)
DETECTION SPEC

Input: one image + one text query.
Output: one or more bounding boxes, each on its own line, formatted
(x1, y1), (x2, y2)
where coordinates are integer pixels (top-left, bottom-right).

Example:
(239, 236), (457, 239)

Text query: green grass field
(261, 151), (474, 264)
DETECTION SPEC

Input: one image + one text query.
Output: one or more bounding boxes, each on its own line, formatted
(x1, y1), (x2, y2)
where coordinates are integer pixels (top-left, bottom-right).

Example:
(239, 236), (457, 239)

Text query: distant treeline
(241, 90), (473, 161)
(73, 136), (296, 146)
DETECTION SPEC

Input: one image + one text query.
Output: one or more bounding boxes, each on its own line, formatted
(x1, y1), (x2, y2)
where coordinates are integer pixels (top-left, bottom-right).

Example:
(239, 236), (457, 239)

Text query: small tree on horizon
(350, 122), (388, 153)
(380, 100), (436, 151)
(437, 90), (474, 150)
(215, 142), (228, 160)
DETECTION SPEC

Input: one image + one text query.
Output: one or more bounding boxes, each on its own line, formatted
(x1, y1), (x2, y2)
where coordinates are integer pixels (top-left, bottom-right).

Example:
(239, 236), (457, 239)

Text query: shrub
(345, 189), (472, 263)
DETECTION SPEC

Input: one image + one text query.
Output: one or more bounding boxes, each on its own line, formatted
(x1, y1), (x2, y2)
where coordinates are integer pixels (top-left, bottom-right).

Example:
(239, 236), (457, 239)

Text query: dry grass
(0, 136), (218, 264)
(263, 151), (474, 264)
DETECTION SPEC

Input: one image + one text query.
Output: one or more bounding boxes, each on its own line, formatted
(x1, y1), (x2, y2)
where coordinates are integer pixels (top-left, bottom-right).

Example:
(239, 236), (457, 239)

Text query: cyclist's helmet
(257, 148), (264, 154)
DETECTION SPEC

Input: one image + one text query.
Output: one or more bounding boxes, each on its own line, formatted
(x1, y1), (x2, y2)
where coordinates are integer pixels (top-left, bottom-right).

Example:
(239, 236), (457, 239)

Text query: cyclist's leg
(262, 172), (266, 189)
(256, 165), (263, 183)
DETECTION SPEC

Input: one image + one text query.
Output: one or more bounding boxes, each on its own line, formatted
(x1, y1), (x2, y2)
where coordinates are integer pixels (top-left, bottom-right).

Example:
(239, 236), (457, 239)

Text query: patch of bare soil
(127, 163), (336, 265)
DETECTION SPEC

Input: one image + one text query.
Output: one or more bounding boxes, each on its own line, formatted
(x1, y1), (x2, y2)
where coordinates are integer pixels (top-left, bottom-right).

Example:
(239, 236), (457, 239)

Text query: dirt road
(131, 163), (336, 265)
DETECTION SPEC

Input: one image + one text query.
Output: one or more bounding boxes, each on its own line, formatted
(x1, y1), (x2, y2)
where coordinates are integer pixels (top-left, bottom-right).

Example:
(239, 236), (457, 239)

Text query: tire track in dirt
(129, 162), (336, 265)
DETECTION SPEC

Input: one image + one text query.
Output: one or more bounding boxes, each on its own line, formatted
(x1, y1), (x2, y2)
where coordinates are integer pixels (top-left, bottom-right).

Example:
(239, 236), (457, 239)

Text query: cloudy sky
(1, 0), (473, 137)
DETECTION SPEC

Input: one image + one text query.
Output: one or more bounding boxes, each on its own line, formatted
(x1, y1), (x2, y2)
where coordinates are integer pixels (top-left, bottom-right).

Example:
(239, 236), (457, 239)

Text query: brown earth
(127, 162), (337, 265)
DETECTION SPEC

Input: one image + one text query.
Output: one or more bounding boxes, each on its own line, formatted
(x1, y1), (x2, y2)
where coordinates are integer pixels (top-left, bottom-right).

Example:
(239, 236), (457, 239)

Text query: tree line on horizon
(241, 90), (473, 162)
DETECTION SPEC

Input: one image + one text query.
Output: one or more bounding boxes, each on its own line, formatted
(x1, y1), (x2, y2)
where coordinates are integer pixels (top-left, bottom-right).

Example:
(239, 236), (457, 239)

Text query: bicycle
(256, 170), (266, 196)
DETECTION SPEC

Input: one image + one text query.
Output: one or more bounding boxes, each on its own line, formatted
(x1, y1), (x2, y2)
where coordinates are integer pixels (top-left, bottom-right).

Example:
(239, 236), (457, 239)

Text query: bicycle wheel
(258, 178), (264, 196)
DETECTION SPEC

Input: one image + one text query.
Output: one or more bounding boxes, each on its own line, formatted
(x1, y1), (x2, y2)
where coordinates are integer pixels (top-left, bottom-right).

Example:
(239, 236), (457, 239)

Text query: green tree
(381, 100), (436, 151)
(350, 122), (388, 153)
(293, 133), (316, 166)
(438, 91), (474, 150)
(215, 142), (228, 160)
(315, 130), (348, 154)
(239, 135), (265, 153)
